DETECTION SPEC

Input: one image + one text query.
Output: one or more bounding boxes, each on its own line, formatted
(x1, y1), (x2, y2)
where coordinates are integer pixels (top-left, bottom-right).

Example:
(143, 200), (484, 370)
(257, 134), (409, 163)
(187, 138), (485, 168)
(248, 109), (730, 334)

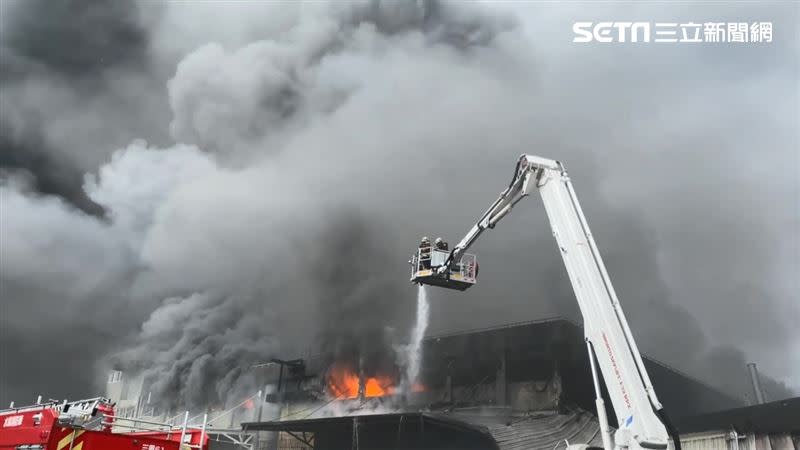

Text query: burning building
(242, 317), (741, 450)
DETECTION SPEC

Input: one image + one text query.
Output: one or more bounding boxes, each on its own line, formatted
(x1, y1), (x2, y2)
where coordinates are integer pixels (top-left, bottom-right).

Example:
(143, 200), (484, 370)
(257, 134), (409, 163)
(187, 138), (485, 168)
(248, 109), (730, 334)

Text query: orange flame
(326, 364), (427, 399)
(327, 364), (396, 399)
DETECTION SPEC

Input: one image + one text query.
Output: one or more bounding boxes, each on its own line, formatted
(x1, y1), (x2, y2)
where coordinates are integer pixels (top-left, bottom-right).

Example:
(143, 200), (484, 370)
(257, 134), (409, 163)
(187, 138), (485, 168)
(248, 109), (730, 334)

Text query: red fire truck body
(1, 403), (62, 449)
(126, 430), (209, 449)
(0, 399), (206, 450)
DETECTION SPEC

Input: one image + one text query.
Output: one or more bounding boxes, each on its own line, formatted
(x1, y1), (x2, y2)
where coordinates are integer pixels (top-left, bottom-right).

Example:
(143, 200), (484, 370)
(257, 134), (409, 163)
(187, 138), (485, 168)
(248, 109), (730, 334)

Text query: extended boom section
(533, 157), (669, 449)
(416, 155), (675, 450)
(435, 156), (549, 275)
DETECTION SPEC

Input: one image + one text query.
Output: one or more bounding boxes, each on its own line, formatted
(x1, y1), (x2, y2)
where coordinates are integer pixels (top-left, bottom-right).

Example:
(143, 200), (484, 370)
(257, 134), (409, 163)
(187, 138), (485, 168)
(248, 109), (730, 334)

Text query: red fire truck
(0, 398), (209, 450)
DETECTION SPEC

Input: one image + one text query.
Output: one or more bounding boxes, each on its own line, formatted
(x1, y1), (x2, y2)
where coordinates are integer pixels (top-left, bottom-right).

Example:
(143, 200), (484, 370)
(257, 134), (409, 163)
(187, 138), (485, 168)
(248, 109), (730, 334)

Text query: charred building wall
(255, 318), (740, 428)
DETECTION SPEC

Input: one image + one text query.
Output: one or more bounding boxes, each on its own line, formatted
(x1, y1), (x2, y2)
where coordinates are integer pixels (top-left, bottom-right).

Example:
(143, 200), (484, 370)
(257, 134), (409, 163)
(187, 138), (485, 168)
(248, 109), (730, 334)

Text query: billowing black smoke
(0, 0), (147, 77)
(1, 0), (797, 411)
(103, 211), (413, 410)
(0, 0), (168, 215)
(309, 214), (411, 381)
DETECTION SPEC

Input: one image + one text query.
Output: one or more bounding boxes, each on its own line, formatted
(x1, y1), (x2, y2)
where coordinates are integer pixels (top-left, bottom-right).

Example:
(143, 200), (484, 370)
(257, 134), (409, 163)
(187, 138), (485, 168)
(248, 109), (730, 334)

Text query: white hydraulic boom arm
(437, 155), (680, 450)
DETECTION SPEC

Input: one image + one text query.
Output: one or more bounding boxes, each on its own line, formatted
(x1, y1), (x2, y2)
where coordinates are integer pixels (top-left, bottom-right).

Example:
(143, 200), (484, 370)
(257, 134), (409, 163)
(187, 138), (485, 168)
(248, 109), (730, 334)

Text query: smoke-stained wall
(1, 0), (797, 409)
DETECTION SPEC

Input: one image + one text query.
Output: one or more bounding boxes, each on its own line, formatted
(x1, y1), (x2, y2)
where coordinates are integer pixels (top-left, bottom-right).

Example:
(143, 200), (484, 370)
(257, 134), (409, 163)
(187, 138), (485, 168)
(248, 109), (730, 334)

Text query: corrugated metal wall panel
(678, 432), (730, 450)
(768, 434), (796, 450)
(754, 435), (772, 450)
(672, 431), (799, 450)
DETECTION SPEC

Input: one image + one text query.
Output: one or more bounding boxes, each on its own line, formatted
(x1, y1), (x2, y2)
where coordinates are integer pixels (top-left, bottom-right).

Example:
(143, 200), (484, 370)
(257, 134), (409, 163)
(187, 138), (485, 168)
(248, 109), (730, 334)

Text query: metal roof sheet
(444, 409), (604, 450)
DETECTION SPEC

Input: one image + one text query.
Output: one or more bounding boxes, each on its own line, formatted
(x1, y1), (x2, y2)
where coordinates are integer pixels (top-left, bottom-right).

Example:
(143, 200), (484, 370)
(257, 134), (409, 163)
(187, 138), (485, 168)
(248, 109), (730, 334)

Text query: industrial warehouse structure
(106, 317), (798, 450)
(240, 318), (751, 450)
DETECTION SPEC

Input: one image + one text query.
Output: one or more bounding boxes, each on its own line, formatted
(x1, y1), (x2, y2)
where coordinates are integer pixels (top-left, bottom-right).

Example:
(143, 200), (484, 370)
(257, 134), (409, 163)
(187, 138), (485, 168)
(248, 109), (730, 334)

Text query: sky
(0, 0), (797, 410)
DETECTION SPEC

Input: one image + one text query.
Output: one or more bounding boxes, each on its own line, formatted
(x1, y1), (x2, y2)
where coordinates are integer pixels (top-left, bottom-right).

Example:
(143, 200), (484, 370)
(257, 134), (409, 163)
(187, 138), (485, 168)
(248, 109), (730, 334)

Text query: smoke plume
(1, 0), (797, 410)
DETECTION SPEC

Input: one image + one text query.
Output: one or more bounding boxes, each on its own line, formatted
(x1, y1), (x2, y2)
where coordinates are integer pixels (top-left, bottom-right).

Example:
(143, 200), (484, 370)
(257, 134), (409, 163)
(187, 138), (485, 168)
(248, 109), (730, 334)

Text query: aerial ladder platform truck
(410, 155), (682, 450)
